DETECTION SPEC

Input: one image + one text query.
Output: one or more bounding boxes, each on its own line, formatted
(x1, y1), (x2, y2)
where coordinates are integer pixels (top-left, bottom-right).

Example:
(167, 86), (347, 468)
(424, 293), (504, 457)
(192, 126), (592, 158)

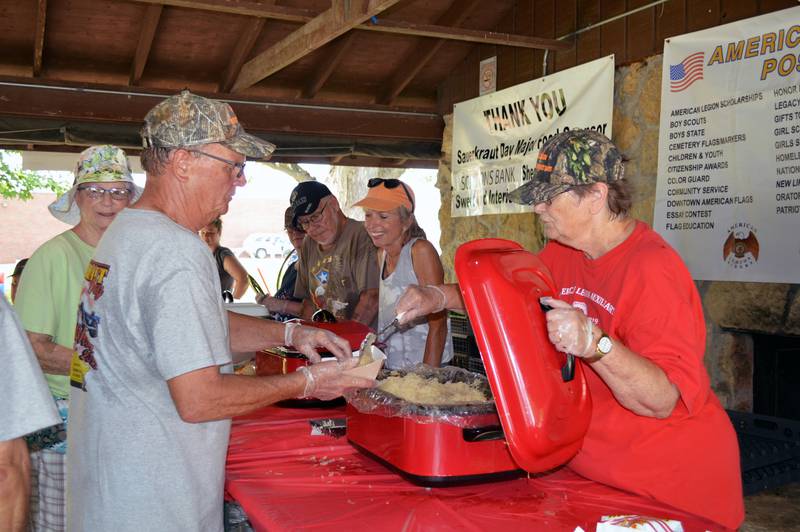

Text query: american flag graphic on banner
(669, 52), (704, 92)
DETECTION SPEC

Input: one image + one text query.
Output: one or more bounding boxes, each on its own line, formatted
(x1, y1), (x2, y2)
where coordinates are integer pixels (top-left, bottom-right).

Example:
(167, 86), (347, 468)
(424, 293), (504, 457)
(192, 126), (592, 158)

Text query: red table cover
(225, 406), (728, 532)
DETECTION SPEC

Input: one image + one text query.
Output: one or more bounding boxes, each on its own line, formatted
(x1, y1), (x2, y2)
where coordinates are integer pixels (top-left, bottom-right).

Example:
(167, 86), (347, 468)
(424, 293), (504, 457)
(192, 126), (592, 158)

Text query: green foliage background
(0, 150), (66, 200)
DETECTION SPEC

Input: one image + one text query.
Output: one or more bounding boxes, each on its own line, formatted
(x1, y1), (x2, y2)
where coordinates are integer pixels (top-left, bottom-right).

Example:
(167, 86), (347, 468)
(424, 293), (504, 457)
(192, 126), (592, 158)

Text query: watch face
(597, 336), (613, 354)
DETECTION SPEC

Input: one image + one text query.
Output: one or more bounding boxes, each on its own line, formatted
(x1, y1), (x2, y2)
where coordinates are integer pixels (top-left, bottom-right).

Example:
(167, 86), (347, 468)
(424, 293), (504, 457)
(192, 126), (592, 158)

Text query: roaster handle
(462, 425), (505, 442)
(539, 301), (576, 383)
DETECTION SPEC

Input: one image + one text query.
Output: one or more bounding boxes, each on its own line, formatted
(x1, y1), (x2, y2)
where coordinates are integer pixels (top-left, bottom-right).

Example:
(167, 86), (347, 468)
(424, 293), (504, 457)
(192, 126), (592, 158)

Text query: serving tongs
(357, 312), (405, 364)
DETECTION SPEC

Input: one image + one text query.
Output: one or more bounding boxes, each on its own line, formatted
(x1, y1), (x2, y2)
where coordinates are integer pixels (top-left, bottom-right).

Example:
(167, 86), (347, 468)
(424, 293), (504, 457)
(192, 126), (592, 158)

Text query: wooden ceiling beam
(359, 20), (572, 51)
(231, 0), (402, 92)
(219, 17), (267, 93)
(378, 0), (479, 106)
(128, 0), (314, 23)
(302, 33), (356, 99)
(128, 0), (569, 51)
(33, 0), (47, 77)
(129, 4), (163, 86)
(0, 81), (443, 142)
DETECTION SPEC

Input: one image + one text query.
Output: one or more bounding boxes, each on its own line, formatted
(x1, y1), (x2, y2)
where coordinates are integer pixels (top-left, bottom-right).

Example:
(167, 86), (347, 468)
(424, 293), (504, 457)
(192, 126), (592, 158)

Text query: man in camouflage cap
(394, 127), (745, 529)
(67, 91), (372, 531)
(141, 89), (275, 159)
(508, 128), (624, 206)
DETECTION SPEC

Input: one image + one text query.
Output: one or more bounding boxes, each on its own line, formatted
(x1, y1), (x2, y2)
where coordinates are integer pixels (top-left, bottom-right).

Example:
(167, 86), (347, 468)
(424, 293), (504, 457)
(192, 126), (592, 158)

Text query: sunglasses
(77, 185), (133, 201)
(185, 149), (246, 179)
(367, 178), (415, 212)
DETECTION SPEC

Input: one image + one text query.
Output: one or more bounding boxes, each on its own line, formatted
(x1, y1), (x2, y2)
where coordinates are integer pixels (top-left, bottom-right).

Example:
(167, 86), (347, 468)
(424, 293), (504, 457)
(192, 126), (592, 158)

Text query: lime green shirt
(15, 230), (94, 398)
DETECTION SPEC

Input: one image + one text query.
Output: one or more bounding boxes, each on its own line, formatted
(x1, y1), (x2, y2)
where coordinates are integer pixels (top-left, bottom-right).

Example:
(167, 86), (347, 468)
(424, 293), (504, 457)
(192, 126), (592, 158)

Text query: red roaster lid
(454, 238), (592, 472)
(294, 319), (374, 352)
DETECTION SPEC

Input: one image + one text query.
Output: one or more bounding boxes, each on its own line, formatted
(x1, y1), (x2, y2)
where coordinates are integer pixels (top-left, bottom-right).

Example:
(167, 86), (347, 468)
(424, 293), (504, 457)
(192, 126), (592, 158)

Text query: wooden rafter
(129, 0), (313, 23)
(33, 0), (47, 77)
(0, 81), (443, 141)
(231, 0), (401, 92)
(302, 33), (356, 99)
(219, 17), (267, 93)
(129, 4), (163, 85)
(359, 20), (572, 50)
(378, 0), (479, 106)
(128, 0), (569, 51)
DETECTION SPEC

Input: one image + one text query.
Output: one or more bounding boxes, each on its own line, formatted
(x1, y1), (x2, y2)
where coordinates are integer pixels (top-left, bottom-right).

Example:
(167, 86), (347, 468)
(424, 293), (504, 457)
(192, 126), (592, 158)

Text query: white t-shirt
(0, 298), (60, 441)
(67, 209), (232, 532)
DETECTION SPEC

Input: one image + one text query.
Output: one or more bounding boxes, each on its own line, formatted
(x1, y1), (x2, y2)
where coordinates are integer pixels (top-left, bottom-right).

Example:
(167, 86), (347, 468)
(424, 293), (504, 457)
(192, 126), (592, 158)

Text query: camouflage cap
(141, 90), (276, 160)
(509, 129), (624, 205)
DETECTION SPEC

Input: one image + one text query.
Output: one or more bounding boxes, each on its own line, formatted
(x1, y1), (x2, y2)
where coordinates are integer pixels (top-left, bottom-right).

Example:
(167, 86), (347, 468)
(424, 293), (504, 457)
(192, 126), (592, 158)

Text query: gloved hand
(297, 358), (375, 400)
(395, 285), (446, 325)
(540, 297), (595, 358)
(285, 323), (352, 363)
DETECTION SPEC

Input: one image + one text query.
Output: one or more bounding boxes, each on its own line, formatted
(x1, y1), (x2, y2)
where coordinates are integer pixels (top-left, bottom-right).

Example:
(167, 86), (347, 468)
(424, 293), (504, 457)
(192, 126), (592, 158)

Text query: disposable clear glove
(286, 323), (352, 363)
(540, 297), (594, 358)
(395, 285), (445, 325)
(297, 358), (374, 400)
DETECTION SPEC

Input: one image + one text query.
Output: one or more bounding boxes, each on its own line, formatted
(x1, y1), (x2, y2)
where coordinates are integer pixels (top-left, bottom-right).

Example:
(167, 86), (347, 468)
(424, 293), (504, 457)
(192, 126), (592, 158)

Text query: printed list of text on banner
(654, 6), (800, 283)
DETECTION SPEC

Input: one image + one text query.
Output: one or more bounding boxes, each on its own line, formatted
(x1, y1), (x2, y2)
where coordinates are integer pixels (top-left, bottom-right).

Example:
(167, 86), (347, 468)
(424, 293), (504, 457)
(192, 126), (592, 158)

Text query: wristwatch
(594, 330), (613, 359)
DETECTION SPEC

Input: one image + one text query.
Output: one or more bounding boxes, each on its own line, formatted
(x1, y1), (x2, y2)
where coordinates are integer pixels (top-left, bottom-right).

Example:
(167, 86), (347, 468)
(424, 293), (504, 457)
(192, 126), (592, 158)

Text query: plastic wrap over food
(345, 364), (498, 427)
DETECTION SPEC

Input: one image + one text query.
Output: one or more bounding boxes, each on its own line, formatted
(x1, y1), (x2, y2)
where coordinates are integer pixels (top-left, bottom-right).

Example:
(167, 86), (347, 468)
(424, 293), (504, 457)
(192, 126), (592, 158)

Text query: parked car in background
(242, 233), (293, 259)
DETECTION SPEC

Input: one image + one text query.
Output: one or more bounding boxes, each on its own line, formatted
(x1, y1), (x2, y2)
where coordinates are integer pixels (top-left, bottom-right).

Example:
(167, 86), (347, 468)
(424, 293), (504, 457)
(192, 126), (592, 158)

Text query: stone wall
(436, 54), (799, 411)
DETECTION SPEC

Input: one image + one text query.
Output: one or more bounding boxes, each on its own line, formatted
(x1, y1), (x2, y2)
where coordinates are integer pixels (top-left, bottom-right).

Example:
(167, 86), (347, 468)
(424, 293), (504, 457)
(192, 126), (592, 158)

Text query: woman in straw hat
(13, 144), (141, 531)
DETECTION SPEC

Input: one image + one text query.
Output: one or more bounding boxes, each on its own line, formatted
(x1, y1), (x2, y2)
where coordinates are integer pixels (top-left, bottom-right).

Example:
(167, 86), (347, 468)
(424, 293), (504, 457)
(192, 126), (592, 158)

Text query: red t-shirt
(539, 221), (744, 530)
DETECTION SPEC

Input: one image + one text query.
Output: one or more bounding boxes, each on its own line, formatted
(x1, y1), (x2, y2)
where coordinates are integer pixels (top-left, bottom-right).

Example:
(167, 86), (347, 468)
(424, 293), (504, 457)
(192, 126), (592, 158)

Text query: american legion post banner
(654, 6), (800, 283)
(451, 55), (614, 217)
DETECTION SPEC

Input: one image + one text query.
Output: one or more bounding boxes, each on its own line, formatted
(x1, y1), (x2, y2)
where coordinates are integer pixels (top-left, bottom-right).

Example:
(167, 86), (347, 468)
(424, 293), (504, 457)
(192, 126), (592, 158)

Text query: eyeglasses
(77, 185), (132, 201)
(185, 149), (246, 179)
(367, 178), (415, 212)
(199, 230), (219, 238)
(539, 186), (575, 207)
(297, 202), (328, 229)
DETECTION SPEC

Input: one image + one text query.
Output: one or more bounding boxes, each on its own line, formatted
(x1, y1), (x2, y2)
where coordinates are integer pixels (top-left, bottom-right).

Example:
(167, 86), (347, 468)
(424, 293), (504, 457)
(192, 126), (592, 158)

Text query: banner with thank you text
(654, 6), (800, 282)
(451, 55), (614, 217)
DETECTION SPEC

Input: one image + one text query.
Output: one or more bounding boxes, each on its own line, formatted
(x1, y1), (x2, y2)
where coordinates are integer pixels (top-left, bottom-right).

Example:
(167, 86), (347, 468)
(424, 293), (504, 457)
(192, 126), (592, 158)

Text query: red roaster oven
(255, 319), (373, 375)
(347, 238), (593, 485)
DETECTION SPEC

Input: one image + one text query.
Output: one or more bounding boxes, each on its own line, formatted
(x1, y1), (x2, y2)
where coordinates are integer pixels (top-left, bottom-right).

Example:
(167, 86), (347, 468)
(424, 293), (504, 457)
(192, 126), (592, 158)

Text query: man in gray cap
(393, 129), (743, 530)
(66, 90), (372, 531)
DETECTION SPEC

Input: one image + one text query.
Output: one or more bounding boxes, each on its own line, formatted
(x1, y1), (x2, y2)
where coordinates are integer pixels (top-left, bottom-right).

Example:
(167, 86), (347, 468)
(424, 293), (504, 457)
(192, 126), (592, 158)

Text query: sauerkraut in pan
(378, 373), (488, 405)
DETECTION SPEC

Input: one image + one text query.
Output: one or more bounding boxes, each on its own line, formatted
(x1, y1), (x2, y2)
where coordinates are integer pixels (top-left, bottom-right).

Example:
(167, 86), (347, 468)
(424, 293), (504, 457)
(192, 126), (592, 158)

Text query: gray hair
(140, 146), (175, 175)
(570, 179), (633, 219)
(141, 146), (208, 176)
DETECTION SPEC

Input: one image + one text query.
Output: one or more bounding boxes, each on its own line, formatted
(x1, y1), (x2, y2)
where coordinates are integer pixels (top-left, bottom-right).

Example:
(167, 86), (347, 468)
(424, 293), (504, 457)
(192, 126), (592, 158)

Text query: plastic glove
(395, 285), (445, 325)
(288, 324), (352, 363)
(298, 358), (375, 400)
(540, 297), (594, 358)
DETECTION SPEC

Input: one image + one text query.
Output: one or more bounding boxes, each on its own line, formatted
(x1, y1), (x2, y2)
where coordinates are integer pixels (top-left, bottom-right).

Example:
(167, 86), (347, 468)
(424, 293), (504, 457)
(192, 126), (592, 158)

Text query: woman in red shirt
(395, 129), (744, 530)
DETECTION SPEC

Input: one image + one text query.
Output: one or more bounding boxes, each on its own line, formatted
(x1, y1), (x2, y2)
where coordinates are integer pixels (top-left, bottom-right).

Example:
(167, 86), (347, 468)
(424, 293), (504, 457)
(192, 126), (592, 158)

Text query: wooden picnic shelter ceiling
(0, 0), (570, 168)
